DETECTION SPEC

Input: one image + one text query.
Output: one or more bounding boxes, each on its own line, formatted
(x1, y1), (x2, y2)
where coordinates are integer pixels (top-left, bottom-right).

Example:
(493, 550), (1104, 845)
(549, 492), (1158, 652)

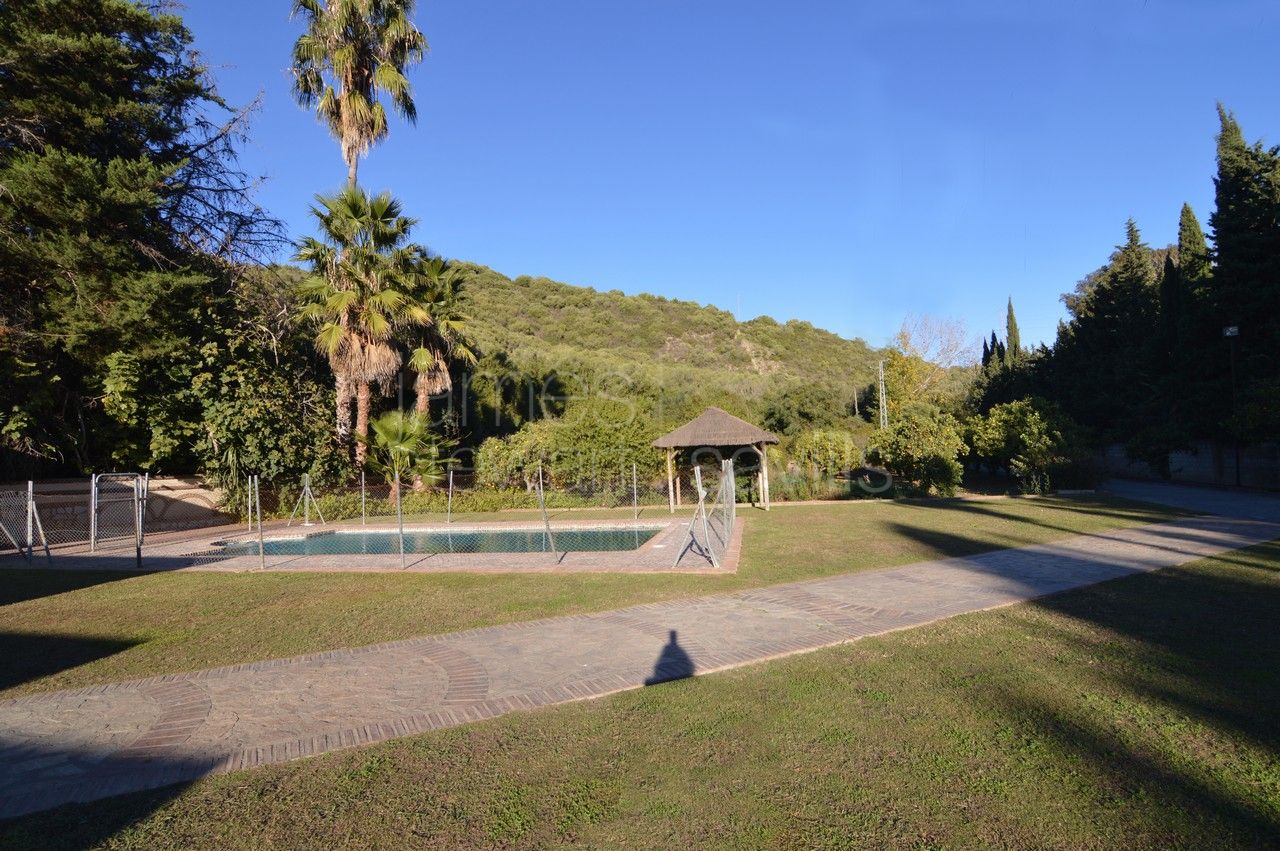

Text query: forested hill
(455, 262), (881, 415)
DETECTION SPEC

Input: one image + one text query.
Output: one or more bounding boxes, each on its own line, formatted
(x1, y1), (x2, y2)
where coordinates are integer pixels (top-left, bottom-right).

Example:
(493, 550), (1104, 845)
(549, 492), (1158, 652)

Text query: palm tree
(359, 410), (448, 503)
(405, 257), (477, 417)
(295, 187), (430, 464)
(291, 0), (427, 188)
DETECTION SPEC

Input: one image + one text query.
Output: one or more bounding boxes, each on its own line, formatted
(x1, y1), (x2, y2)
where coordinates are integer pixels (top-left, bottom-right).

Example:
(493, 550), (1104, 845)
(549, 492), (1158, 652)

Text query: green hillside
(455, 262), (880, 424)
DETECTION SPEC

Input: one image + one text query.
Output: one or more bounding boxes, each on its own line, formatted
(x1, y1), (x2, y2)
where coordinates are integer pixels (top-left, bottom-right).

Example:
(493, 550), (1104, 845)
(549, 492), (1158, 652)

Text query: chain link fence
(1, 460), (748, 568)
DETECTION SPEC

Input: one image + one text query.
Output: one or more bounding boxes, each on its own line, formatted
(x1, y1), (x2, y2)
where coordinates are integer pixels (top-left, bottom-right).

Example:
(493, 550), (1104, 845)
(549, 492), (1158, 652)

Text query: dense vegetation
(2, 1), (1276, 503)
(0, 0), (880, 497)
(972, 107), (1280, 475)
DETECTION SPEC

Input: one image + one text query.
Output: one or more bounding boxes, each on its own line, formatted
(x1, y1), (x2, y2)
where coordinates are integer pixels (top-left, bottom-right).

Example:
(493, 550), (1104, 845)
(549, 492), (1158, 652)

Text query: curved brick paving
(0, 509), (1276, 818)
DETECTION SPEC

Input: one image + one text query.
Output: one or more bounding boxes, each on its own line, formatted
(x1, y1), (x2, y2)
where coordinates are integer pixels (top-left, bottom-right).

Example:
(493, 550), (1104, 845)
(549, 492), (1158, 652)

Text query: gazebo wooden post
(759, 441), (771, 510)
(665, 449), (676, 514)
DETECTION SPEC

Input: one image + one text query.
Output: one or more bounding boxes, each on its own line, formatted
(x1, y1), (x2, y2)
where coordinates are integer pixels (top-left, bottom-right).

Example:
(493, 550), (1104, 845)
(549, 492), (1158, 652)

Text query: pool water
(222, 526), (659, 556)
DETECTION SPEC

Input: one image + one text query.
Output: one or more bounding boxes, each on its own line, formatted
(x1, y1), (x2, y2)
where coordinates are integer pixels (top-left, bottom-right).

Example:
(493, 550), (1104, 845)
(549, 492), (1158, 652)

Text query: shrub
(789, 428), (864, 475)
(866, 405), (964, 497)
(968, 397), (1091, 494)
(475, 397), (662, 488)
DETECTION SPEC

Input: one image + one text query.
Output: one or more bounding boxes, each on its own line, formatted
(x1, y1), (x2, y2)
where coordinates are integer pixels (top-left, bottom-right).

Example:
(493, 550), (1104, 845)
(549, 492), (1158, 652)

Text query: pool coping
(2, 516), (744, 575)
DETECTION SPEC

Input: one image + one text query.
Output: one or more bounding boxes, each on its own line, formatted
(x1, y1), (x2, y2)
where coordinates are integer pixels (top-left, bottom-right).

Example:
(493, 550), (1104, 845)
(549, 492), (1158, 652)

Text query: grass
(1, 538), (1275, 848)
(0, 495), (1181, 698)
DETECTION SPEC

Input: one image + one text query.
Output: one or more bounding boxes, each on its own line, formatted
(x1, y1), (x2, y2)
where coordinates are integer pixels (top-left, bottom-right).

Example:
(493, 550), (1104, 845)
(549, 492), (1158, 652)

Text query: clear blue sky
(185, 0), (1279, 351)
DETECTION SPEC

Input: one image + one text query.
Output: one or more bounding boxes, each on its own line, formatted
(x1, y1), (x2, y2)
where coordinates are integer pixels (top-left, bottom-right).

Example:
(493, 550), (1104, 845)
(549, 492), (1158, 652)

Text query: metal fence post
(632, 462), (638, 520)
(361, 470), (367, 526)
(395, 470), (406, 569)
(133, 476), (142, 570)
(141, 473), (149, 546)
(89, 473), (97, 553)
(303, 473), (311, 527)
(536, 463), (556, 554)
(26, 480), (34, 561)
(255, 474), (265, 571)
(247, 478), (253, 531)
(447, 468), (454, 524)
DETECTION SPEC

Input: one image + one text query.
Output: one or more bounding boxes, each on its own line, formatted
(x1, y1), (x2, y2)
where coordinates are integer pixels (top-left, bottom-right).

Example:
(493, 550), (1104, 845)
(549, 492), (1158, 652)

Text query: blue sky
(185, 0), (1279, 351)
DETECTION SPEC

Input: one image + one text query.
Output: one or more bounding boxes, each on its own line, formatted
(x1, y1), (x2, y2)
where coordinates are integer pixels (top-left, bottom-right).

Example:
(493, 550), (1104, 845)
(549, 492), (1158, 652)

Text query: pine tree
(1004, 298), (1022, 365)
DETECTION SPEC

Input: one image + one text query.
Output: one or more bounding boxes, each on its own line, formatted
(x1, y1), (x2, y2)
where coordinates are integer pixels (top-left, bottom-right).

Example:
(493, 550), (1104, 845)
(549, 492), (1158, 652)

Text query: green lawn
(2, 538), (1275, 849)
(0, 496), (1180, 699)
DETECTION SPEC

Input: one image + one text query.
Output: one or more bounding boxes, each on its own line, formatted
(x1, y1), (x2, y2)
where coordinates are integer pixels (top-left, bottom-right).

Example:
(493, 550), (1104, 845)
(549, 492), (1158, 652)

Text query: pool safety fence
(1, 459), (749, 569)
(672, 460), (737, 568)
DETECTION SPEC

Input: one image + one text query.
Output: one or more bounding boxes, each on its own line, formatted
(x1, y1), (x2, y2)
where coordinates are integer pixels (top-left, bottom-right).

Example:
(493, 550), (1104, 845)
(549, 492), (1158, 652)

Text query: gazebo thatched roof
(652, 407), (779, 449)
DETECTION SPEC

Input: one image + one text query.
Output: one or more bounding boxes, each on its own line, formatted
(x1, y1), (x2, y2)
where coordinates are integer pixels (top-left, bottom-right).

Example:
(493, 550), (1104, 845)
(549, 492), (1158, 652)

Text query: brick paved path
(1, 514), (1276, 818)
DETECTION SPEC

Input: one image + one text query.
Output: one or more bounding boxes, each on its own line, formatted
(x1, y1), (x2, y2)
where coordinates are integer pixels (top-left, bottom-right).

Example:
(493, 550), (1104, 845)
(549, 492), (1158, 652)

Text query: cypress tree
(1158, 252), (1183, 361)
(1205, 105), (1280, 442)
(1177, 202), (1211, 289)
(981, 337), (991, 367)
(1004, 298), (1022, 365)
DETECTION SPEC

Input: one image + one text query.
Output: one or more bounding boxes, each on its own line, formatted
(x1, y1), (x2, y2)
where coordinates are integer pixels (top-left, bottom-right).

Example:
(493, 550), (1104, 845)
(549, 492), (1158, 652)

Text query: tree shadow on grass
(978, 548), (1280, 845)
(0, 632), (140, 693)
(917, 495), (1181, 532)
(891, 515), (1280, 843)
(0, 567), (137, 608)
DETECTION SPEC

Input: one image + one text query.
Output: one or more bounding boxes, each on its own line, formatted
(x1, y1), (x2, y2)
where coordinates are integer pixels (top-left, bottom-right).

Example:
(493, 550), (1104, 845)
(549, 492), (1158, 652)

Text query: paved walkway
(1103, 478), (1280, 523)
(1, 513), (1277, 818)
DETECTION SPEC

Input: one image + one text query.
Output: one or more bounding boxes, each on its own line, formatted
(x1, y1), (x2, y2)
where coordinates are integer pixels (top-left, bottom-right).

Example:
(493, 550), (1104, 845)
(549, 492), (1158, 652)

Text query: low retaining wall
(1098, 441), (1279, 491)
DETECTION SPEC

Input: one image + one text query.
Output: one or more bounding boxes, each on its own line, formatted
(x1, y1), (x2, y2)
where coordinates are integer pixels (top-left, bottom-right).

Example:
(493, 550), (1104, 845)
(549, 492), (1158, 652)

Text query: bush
(788, 428), (865, 475)
(761, 383), (849, 436)
(866, 405), (965, 497)
(967, 397), (1091, 494)
(475, 397), (663, 488)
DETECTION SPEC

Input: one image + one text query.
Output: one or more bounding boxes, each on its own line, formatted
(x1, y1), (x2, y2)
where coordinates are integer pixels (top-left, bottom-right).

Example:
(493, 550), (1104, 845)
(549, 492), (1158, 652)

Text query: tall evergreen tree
(0, 0), (278, 473)
(1206, 104), (1280, 441)
(1177, 202), (1212, 289)
(1159, 252), (1181, 356)
(1046, 220), (1161, 439)
(1004, 298), (1022, 365)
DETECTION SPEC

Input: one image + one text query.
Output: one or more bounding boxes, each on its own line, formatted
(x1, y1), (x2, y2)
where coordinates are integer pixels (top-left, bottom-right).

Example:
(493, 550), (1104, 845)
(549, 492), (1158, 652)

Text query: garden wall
(1098, 441), (1280, 491)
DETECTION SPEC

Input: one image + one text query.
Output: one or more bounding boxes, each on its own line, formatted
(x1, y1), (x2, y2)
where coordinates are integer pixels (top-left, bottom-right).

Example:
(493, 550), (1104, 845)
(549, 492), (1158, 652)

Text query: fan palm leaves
(291, 0), (427, 187)
(405, 257), (477, 414)
(295, 186), (430, 465)
(358, 410), (450, 502)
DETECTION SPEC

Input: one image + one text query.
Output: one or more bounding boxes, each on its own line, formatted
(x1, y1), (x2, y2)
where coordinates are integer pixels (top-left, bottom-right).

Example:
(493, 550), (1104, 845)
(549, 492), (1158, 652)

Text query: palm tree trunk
(335, 371), (353, 446)
(413, 370), (432, 415)
(354, 380), (372, 466)
(346, 153), (358, 190)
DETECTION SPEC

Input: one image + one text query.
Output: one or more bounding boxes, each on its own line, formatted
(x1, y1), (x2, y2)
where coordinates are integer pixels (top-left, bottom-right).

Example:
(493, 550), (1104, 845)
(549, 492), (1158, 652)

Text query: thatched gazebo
(653, 407), (780, 512)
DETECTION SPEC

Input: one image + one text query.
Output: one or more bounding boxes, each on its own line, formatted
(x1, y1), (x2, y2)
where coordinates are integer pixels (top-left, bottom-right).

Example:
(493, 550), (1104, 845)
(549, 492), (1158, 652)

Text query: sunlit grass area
(2, 538), (1275, 849)
(0, 495), (1182, 698)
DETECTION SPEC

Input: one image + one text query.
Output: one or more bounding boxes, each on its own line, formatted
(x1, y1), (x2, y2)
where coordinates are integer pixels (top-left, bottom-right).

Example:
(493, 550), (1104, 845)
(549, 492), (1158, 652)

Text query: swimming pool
(221, 526), (660, 557)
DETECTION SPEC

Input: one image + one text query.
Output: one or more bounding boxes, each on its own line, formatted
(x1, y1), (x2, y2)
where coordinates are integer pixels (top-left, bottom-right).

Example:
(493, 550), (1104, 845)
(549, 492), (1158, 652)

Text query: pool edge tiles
(220, 524), (666, 557)
(20, 517), (743, 575)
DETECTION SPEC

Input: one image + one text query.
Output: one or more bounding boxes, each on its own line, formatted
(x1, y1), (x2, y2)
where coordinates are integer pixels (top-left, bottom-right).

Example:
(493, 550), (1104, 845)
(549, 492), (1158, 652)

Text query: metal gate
(90, 473), (148, 554)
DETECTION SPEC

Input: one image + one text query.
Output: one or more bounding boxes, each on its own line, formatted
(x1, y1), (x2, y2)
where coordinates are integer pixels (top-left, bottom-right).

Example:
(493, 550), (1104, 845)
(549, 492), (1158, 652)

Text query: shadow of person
(644, 629), (695, 685)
